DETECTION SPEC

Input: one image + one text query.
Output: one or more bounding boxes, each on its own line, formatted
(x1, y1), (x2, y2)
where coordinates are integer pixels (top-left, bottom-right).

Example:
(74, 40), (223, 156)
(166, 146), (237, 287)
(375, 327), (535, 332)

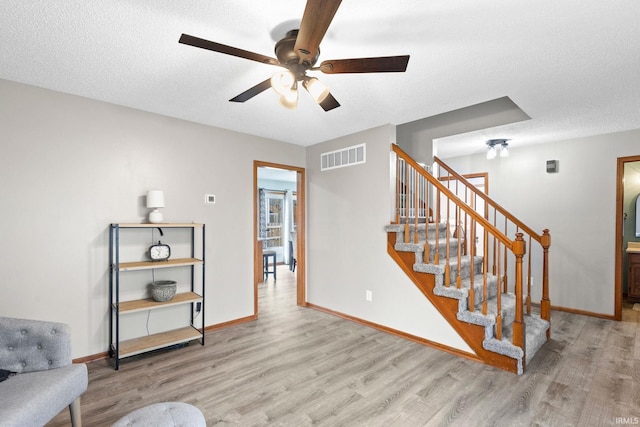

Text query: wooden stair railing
(432, 154), (551, 339)
(392, 144), (551, 365)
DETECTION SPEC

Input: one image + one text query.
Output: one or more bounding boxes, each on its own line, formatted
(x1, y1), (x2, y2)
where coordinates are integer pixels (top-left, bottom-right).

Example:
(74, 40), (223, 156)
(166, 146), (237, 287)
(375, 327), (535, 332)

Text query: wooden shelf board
(118, 257), (203, 271)
(116, 292), (202, 314)
(113, 223), (204, 228)
(117, 327), (202, 359)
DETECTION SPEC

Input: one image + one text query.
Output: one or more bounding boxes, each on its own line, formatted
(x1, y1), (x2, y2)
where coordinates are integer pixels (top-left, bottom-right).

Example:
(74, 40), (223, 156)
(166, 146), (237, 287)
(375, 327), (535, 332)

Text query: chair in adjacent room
(263, 250), (276, 281)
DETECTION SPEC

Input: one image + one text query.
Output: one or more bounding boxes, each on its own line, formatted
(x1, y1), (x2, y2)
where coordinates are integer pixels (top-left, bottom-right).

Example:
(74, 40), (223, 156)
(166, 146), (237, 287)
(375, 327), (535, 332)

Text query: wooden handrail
(434, 155), (544, 245)
(393, 144), (514, 250)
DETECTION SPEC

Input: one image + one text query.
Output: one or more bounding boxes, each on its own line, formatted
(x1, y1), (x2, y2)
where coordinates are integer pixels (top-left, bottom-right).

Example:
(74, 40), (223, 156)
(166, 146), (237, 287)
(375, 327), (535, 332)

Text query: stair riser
(416, 239), (465, 264)
(394, 224), (449, 243)
(448, 258), (482, 285)
(469, 278), (500, 308)
(392, 240), (466, 265)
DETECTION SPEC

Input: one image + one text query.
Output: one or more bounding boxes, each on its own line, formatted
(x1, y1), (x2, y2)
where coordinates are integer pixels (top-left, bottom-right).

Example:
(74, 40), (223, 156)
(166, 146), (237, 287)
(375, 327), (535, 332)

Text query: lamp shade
(146, 190), (165, 209)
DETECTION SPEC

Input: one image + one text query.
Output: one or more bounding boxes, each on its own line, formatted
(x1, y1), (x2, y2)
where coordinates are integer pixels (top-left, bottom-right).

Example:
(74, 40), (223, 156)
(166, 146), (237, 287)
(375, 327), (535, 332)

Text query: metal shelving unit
(109, 223), (205, 370)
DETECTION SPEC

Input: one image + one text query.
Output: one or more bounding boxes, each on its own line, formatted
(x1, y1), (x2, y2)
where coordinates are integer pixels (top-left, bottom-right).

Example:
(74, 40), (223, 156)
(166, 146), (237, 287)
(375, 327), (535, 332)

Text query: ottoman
(112, 402), (206, 426)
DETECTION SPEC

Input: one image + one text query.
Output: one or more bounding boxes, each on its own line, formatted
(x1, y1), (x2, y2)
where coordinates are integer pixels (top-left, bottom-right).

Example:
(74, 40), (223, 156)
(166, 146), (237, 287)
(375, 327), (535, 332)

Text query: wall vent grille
(321, 143), (366, 171)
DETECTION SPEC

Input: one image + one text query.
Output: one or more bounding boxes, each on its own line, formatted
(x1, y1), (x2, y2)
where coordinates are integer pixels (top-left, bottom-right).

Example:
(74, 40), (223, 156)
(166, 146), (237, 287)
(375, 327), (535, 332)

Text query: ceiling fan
(179, 0), (410, 112)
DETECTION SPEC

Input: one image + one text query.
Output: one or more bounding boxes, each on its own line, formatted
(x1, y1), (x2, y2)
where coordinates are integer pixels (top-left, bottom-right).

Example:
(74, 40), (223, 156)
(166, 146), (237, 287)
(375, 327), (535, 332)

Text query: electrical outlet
(204, 194), (216, 204)
(365, 290), (373, 302)
(195, 302), (202, 312)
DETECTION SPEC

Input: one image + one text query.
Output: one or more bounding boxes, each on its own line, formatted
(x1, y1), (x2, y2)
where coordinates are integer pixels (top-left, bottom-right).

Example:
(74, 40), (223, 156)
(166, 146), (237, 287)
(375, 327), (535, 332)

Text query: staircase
(387, 145), (551, 375)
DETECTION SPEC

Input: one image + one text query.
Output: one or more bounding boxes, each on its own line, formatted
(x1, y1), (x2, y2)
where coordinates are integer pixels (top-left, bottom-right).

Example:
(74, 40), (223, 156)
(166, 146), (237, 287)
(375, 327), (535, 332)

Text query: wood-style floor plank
(49, 266), (640, 426)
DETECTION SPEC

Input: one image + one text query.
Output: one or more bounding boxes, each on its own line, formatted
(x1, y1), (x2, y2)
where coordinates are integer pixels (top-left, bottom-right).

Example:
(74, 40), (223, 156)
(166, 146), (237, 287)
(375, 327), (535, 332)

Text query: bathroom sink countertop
(627, 242), (640, 253)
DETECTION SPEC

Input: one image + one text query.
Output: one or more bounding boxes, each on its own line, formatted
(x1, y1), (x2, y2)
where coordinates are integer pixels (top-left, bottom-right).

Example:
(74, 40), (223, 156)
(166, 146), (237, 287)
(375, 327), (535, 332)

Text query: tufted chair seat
(112, 402), (207, 426)
(0, 316), (88, 427)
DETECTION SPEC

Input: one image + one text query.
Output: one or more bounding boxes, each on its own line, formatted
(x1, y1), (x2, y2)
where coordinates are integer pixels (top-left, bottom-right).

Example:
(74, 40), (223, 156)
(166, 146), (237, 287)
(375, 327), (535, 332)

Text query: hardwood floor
(50, 266), (640, 426)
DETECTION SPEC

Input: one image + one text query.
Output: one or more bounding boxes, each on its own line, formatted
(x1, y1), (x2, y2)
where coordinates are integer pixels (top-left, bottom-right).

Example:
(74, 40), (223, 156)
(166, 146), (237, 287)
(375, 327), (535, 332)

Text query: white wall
(0, 79), (305, 358)
(442, 131), (640, 316)
(5, 77), (636, 360)
(306, 125), (472, 353)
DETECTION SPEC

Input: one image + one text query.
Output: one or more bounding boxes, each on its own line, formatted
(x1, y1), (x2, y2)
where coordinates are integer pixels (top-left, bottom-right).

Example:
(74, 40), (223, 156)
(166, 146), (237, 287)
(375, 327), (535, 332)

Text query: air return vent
(321, 143), (366, 171)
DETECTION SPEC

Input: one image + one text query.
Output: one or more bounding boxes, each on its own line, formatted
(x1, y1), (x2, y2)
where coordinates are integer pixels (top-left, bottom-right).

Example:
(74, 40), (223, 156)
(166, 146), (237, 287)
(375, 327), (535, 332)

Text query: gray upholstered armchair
(0, 316), (88, 427)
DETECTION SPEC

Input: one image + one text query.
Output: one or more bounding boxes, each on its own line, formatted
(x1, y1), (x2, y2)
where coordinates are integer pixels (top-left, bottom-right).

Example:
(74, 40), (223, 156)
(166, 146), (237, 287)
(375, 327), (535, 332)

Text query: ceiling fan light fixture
(303, 77), (330, 104)
(279, 88), (298, 109)
(270, 70), (296, 96)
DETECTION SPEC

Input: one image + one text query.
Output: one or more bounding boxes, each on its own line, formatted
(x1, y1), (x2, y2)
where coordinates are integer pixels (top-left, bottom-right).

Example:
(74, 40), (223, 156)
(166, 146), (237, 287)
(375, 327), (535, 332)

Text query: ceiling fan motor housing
(275, 30), (320, 79)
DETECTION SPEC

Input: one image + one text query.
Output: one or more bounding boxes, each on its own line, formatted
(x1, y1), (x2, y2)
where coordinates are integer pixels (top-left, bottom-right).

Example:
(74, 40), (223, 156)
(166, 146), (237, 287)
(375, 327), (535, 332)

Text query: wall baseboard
(72, 314), (258, 365)
(549, 304), (615, 320)
(204, 314), (257, 332)
(72, 303), (618, 366)
(305, 302), (482, 364)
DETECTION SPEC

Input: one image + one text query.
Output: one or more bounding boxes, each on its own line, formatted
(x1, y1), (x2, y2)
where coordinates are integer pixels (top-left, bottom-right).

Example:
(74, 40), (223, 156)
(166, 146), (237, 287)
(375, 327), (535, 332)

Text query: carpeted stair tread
(502, 314), (550, 365)
(385, 223), (449, 233)
(413, 255), (482, 276)
(385, 223), (454, 248)
(433, 274), (500, 309)
(456, 293), (516, 329)
(484, 314), (550, 374)
(393, 239), (466, 264)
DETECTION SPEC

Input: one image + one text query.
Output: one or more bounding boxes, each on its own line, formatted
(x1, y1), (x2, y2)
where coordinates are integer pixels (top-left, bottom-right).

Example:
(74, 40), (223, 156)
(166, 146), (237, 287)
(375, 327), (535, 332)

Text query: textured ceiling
(2, 1), (639, 158)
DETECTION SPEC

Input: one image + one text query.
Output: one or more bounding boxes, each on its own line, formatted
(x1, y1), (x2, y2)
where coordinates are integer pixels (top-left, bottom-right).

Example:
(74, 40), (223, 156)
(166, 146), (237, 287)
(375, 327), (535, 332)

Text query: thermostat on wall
(204, 194), (216, 204)
(546, 160), (559, 173)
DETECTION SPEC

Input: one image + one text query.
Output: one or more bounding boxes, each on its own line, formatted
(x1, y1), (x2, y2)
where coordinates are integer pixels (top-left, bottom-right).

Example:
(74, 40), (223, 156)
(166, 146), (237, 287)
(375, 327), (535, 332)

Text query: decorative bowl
(150, 280), (177, 302)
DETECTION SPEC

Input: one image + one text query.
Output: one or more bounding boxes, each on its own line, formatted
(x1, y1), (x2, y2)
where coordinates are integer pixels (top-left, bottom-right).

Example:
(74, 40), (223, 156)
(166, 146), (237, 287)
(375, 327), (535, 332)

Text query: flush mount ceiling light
(486, 139), (510, 159)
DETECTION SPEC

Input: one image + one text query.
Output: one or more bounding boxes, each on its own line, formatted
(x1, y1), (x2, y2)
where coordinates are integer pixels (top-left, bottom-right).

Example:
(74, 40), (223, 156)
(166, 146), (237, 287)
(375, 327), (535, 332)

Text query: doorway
(615, 156), (640, 320)
(253, 161), (306, 315)
(440, 172), (489, 254)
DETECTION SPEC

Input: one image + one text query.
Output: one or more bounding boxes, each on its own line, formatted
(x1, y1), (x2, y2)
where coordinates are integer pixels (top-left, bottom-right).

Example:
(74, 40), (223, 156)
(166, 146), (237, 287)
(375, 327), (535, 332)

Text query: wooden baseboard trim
(549, 305), (616, 320)
(204, 314), (257, 332)
(73, 315), (259, 364)
(73, 352), (109, 364)
(306, 302), (481, 364)
(527, 301), (616, 320)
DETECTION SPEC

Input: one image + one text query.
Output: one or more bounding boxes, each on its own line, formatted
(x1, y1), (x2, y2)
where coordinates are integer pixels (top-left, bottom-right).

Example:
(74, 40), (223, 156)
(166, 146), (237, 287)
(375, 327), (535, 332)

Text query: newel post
(512, 233), (526, 364)
(540, 229), (551, 340)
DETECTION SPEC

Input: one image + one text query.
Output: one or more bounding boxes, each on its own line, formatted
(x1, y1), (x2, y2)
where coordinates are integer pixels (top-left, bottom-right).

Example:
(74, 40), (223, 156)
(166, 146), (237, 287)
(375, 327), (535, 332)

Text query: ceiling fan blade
(319, 92), (340, 112)
(179, 34), (280, 66)
(319, 55), (410, 74)
(229, 79), (272, 103)
(294, 0), (342, 63)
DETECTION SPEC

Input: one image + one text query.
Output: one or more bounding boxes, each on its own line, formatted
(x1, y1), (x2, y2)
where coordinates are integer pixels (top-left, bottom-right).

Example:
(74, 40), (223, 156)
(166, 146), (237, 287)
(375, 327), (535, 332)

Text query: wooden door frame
(254, 161), (306, 314)
(439, 172), (488, 192)
(615, 155), (640, 320)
